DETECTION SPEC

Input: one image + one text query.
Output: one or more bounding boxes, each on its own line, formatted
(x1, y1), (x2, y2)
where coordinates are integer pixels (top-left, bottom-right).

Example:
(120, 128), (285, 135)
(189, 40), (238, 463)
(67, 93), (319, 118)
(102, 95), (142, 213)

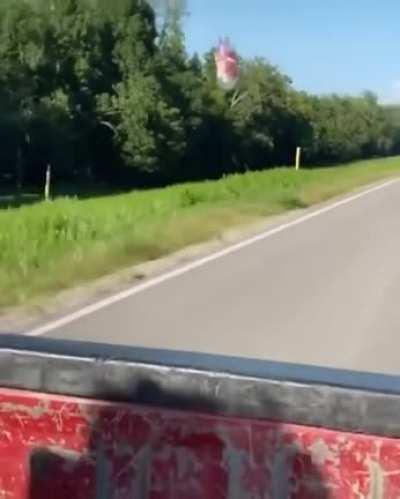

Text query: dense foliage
(0, 0), (399, 191)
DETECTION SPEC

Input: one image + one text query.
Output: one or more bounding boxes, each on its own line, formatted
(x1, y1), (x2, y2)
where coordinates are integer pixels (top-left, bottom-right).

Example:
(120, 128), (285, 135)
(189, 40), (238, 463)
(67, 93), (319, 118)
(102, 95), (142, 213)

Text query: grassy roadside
(1, 156), (400, 311)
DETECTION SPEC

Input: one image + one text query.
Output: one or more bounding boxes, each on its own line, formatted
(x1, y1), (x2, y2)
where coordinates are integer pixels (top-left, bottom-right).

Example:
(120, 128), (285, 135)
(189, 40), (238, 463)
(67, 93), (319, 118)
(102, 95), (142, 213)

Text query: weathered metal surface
(1, 387), (400, 498)
(1, 335), (400, 437)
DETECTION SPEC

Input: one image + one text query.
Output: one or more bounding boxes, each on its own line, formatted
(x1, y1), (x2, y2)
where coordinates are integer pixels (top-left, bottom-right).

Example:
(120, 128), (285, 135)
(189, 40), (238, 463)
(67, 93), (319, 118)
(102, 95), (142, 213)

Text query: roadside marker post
(44, 164), (51, 201)
(295, 147), (302, 170)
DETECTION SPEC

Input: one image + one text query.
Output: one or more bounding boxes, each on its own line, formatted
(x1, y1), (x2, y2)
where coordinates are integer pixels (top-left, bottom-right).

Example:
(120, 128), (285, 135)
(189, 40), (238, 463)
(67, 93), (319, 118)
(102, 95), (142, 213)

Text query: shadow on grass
(281, 196), (309, 210)
(0, 185), (125, 210)
(0, 194), (41, 209)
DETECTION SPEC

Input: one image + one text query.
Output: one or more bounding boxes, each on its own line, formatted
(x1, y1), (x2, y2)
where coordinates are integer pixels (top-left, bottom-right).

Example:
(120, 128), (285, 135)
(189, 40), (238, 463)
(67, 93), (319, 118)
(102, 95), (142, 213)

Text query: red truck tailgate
(0, 335), (399, 498)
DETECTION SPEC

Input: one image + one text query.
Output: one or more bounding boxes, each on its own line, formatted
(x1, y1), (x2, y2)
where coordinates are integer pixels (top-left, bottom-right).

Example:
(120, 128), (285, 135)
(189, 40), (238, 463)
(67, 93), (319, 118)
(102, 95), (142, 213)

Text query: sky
(183, 0), (400, 103)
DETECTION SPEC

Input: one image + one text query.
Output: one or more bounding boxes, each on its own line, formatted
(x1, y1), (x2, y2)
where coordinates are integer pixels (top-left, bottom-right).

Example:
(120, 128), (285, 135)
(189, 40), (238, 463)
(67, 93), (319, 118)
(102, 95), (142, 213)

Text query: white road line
(26, 178), (399, 337)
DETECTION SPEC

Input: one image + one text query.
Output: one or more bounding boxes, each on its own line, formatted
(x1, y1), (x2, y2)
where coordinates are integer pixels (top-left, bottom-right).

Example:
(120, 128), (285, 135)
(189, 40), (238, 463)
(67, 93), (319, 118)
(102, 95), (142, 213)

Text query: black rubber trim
(0, 334), (399, 437)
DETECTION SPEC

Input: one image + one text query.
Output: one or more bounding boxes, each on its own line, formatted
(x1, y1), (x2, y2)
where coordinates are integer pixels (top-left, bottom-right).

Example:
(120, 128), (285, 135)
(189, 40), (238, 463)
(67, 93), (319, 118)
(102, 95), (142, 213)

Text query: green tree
(230, 59), (296, 169)
(0, 0), (398, 194)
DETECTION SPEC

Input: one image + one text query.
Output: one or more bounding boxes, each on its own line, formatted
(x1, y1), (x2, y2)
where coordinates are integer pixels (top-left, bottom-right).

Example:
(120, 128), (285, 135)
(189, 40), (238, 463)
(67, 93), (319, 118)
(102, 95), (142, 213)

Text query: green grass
(1, 156), (400, 311)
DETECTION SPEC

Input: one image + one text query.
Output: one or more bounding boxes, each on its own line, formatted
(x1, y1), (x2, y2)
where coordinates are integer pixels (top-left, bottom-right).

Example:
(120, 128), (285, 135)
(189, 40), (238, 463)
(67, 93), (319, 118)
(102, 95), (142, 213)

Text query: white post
(295, 147), (302, 170)
(44, 164), (51, 201)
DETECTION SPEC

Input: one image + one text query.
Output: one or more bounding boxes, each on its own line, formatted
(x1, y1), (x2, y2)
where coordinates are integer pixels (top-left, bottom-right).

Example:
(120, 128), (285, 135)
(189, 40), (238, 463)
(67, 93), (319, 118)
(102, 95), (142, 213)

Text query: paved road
(30, 180), (400, 373)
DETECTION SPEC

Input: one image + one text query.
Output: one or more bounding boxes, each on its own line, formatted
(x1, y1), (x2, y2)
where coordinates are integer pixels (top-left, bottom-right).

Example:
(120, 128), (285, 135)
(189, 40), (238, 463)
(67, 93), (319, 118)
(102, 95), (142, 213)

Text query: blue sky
(184, 0), (400, 103)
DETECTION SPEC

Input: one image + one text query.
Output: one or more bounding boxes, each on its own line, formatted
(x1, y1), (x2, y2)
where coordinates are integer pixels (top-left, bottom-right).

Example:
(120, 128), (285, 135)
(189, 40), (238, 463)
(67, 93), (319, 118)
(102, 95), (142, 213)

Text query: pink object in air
(214, 38), (240, 90)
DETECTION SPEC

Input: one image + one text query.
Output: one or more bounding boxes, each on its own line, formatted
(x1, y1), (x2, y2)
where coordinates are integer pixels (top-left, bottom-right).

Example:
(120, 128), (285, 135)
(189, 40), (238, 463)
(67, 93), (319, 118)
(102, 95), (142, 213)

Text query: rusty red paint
(0, 388), (400, 498)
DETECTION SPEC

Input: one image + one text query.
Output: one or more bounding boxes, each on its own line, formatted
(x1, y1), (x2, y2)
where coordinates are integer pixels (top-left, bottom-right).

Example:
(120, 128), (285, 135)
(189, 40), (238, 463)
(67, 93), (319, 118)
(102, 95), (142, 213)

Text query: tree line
(0, 0), (399, 192)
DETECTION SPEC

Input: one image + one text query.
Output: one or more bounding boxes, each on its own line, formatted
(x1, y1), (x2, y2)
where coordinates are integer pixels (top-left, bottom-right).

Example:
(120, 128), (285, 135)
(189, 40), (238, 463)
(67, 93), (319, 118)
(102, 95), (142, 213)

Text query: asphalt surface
(26, 180), (400, 373)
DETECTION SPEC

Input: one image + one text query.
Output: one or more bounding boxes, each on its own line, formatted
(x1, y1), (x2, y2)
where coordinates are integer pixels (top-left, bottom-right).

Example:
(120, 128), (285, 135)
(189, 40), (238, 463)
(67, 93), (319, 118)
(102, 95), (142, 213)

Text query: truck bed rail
(1, 334), (400, 498)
